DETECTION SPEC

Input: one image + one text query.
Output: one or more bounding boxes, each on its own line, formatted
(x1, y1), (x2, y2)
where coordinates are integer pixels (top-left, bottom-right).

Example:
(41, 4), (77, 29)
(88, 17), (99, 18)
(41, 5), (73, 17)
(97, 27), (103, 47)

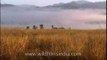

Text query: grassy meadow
(0, 28), (106, 60)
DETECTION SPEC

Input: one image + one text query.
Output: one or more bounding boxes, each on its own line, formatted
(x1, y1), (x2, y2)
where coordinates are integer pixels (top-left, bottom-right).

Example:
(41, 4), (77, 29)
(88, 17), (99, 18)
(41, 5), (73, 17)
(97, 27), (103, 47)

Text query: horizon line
(1, 1), (106, 7)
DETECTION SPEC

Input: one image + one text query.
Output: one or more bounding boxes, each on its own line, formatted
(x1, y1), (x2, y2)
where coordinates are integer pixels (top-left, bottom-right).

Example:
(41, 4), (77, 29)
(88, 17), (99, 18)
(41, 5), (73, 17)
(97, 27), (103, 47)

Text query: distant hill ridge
(1, 4), (15, 7)
(46, 1), (106, 9)
(1, 1), (106, 9)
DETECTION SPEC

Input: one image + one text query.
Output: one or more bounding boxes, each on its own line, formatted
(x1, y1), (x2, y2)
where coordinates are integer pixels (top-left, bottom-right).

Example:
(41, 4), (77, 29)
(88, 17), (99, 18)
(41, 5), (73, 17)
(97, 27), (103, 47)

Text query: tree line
(26, 24), (65, 29)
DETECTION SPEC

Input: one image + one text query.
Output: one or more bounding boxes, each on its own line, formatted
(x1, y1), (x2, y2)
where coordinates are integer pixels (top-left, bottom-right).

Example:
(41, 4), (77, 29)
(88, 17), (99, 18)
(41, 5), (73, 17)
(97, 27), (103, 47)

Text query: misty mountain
(1, 4), (40, 11)
(1, 1), (106, 9)
(1, 4), (15, 7)
(45, 1), (106, 9)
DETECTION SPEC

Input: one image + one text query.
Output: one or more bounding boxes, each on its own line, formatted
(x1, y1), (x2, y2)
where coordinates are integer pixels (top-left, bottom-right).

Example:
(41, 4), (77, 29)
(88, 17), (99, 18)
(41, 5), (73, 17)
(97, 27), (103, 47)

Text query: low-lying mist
(1, 7), (106, 29)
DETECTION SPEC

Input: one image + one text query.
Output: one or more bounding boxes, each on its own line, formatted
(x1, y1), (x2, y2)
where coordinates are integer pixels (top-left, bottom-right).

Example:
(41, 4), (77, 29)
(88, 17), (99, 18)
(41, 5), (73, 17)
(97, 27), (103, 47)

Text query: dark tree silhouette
(33, 25), (37, 29)
(52, 25), (54, 29)
(26, 26), (30, 29)
(40, 24), (44, 29)
(51, 25), (57, 29)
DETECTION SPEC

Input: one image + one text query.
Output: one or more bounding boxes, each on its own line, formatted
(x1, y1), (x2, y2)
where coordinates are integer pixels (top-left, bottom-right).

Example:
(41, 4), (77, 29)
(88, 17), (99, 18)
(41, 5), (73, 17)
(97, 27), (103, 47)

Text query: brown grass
(0, 28), (106, 60)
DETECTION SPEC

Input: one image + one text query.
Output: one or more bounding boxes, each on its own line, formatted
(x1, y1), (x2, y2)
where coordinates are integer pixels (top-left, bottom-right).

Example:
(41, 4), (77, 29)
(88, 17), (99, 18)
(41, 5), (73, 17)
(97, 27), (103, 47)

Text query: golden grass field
(0, 28), (106, 60)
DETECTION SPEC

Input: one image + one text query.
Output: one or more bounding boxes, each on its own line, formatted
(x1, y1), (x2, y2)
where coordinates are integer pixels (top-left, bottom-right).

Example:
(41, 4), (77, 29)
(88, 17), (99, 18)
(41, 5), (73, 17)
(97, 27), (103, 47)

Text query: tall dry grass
(0, 28), (106, 60)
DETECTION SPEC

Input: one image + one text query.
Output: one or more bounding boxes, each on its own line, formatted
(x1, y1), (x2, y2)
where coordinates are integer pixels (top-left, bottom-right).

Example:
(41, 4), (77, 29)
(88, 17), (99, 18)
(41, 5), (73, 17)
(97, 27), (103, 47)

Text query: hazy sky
(1, 0), (106, 6)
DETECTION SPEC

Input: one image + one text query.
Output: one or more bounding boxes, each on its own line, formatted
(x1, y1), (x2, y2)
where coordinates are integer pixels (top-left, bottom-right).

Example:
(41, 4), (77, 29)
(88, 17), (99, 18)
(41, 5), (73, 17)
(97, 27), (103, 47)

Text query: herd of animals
(26, 24), (65, 29)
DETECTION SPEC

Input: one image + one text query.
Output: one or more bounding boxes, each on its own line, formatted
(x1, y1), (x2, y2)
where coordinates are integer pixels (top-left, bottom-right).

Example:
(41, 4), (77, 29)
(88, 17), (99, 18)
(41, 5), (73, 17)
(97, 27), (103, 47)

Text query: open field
(0, 28), (106, 60)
